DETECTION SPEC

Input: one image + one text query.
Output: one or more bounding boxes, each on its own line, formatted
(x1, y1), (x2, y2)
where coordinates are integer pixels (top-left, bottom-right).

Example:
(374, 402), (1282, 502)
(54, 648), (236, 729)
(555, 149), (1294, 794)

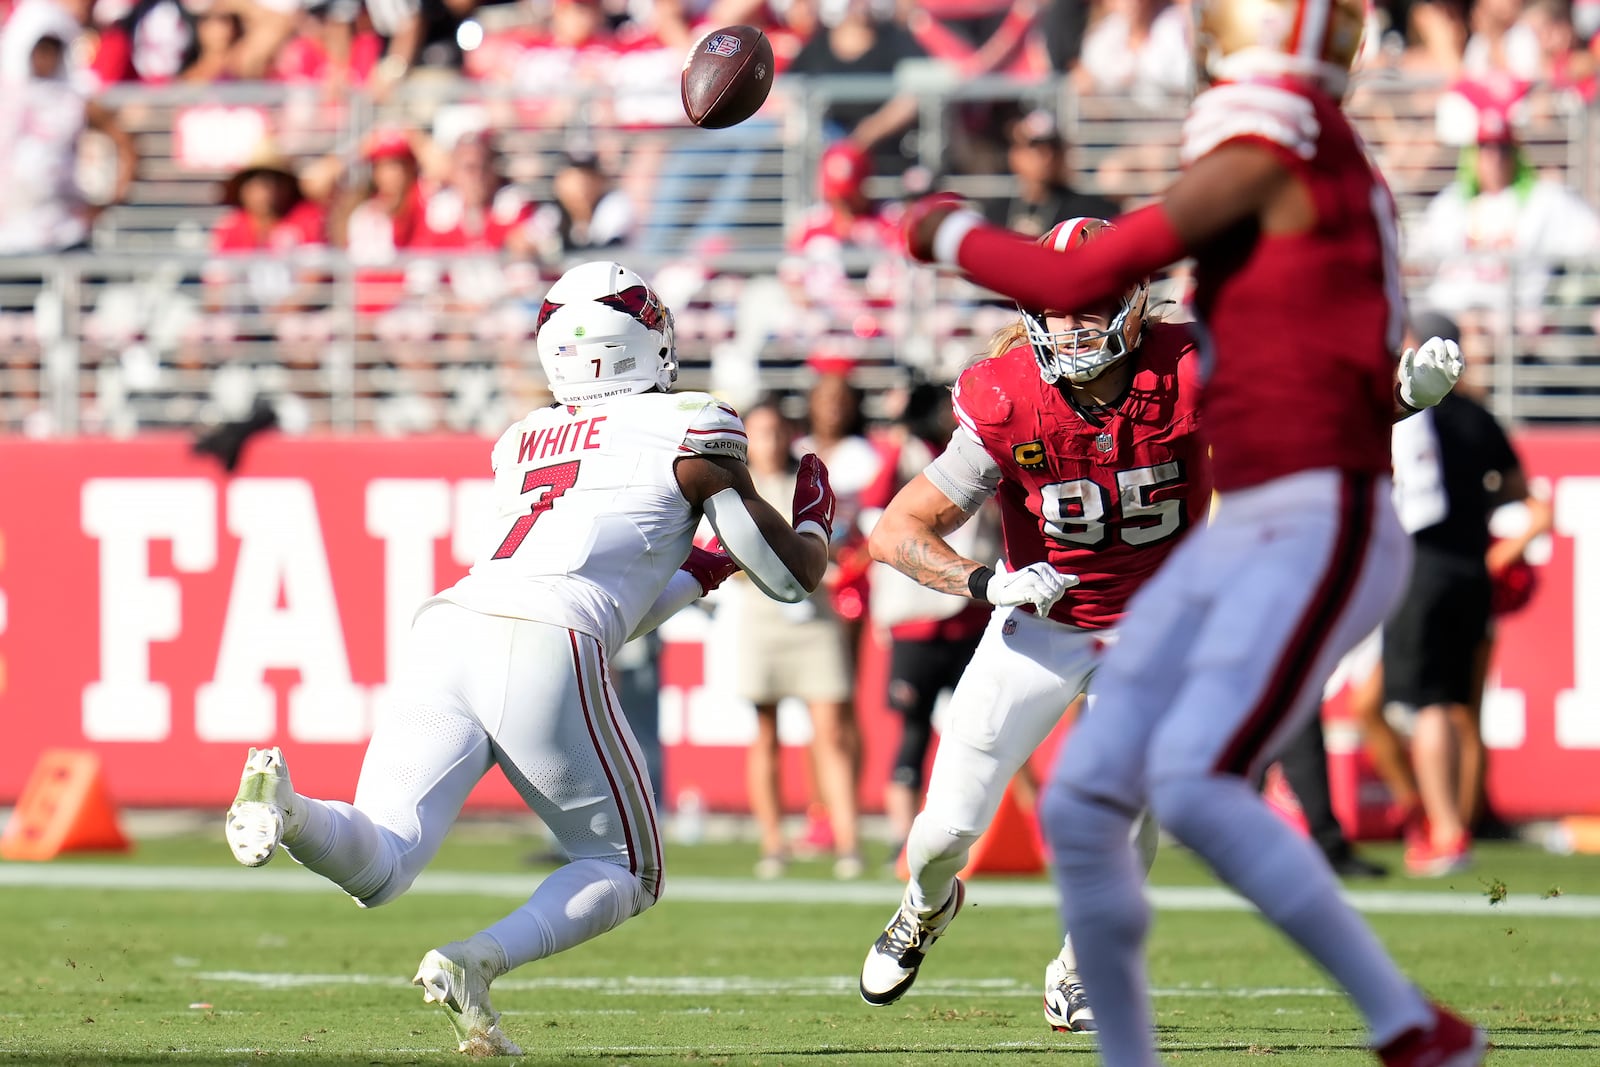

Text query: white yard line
(1, 862), (1595, 917)
(166, 1041), (1321, 1056)
(192, 969), (1335, 999)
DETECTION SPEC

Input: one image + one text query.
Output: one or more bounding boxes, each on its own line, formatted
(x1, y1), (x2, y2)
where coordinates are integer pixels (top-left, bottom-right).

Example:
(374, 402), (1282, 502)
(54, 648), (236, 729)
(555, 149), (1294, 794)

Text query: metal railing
(1, 247), (1596, 435)
(3, 74), (1593, 433)
(81, 75), (1600, 254)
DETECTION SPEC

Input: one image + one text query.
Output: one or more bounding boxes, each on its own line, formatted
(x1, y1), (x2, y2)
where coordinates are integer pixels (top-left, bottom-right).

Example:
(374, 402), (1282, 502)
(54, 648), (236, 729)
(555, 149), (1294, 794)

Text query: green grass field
(5, 827), (1600, 1065)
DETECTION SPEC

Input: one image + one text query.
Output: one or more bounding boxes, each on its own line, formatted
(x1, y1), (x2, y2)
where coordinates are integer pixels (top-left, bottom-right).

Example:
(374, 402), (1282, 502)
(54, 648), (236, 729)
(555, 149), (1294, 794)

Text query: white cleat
(413, 937), (522, 1056)
(1043, 958), (1096, 1032)
(224, 746), (299, 867)
(859, 879), (965, 1006)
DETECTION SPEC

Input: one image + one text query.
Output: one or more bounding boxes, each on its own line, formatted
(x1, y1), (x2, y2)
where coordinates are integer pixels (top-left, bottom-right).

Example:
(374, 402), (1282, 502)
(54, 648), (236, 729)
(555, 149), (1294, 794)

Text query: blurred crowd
(0, 0), (1597, 435)
(0, 0), (1594, 103)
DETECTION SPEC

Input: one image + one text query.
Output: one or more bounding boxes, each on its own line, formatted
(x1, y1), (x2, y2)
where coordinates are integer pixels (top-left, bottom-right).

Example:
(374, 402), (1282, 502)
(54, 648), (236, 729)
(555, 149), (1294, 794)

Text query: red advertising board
(0, 436), (526, 810)
(0, 432), (1597, 821)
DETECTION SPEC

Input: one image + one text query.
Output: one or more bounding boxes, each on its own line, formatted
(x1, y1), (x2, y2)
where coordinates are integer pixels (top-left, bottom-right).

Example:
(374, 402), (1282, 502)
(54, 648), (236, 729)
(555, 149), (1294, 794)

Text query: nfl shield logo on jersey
(704, 33), (741, 56)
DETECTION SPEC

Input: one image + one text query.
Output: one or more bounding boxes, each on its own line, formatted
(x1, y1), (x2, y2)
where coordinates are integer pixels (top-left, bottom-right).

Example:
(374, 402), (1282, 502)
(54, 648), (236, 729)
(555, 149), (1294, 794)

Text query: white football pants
(904, 605), (1104, 913)
(284, 602), (660, 966)
(1041, 470), (1429, 1065)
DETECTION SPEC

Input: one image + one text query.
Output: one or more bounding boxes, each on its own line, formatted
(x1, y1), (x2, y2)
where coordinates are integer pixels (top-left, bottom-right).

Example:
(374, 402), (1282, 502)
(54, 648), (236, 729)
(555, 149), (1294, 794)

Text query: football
(680, 25), (774, 130)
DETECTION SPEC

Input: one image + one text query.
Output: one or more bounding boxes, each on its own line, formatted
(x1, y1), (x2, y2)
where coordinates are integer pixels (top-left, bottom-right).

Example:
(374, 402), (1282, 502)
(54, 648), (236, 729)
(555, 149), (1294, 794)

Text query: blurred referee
(1386, 312), (1532, 877)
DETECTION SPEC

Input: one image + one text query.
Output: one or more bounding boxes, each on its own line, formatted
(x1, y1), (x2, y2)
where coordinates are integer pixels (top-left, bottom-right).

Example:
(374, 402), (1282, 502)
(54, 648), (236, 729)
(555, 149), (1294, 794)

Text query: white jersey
(432, 390), (747, 650)
(0, 78), (89, 254)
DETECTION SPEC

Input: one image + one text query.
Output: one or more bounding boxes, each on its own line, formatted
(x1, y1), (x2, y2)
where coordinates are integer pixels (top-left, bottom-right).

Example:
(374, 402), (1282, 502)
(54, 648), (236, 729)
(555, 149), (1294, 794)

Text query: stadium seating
(1, 77), (1596, 435)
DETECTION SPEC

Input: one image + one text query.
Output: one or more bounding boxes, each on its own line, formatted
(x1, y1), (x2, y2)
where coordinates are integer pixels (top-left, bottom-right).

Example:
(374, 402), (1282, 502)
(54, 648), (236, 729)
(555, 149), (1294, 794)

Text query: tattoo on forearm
(889, 535), (977, 597)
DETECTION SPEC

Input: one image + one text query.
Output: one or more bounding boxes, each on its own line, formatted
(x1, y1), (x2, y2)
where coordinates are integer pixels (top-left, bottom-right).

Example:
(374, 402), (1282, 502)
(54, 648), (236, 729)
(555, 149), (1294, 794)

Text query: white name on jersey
(513, 414), (610, 465)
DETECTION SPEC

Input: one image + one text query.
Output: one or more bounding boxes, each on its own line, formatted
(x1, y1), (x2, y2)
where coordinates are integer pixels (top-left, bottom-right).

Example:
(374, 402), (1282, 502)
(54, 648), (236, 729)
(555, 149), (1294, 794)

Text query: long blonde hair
(983, 320), (1031, 363)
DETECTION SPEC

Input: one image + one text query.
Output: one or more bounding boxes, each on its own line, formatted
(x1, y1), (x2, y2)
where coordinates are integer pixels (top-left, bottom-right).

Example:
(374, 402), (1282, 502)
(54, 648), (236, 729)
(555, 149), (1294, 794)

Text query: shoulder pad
(1142, 321), (1198, 370)
(677, 395), (748, 462)
(952, 354), (1020, 439)
(1181, 82), (1320, 166)
(488, 421), (524, 473)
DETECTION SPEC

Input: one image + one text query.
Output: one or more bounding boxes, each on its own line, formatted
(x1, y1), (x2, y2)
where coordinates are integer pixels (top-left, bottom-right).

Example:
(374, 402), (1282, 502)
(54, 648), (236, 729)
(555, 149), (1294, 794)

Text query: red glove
(792, 452), (835, 542)
(681, 542), (738, 594)
(903, 192), (971, 263)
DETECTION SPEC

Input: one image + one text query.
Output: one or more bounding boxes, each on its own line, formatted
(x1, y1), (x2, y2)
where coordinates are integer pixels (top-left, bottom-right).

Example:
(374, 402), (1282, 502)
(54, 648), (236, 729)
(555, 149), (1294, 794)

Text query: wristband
(795, 519), (829, 543)
(967, 565), (995, 602)
(1396, 380), (1424, 414)
(932, 210), (983, 267)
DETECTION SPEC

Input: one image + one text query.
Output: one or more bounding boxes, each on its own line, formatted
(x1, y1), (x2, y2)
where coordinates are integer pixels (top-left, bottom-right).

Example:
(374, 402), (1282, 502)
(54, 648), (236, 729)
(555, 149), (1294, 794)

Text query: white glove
(1399, 336), (1463, 411)
(984, 561), (1079, 615)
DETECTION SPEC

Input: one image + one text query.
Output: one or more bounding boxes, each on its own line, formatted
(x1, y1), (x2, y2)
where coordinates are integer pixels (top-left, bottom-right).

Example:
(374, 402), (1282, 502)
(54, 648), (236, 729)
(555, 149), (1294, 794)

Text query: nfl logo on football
(704, 33), (741, 57)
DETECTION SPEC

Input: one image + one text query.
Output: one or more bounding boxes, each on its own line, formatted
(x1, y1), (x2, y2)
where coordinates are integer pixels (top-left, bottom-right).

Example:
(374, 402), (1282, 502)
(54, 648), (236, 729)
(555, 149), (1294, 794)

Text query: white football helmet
(534, 261), (678, 405)
(1023, 218), (1149, 385)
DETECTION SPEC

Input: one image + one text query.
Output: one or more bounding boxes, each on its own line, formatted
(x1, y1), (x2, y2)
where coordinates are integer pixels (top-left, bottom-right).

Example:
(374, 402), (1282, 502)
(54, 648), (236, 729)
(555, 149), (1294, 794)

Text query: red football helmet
(1022, 218), (1151, 385)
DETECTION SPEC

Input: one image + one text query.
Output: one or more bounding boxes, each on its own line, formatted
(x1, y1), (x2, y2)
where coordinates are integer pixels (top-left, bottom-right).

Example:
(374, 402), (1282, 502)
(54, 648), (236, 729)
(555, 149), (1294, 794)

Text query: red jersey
(274, 30), (382, 85)
(1179, 79), (1399, 491)
(414, 186), (533, 252)
(951, 323), (1211, 630)
(412, 186), (536, 306)
(786, 203), (904, 256)
(209, 201), (324, 254)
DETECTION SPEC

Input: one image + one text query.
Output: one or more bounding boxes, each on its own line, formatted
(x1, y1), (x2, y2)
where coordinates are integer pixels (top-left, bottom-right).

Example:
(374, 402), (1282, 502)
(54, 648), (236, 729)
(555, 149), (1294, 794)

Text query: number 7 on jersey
(491, 460), (582, 559)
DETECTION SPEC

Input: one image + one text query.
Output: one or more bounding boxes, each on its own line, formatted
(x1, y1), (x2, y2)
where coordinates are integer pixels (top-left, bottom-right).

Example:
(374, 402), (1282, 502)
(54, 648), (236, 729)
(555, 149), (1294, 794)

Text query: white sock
(460, 931), (510, 977)
(1151, 775), (1432, 1046)
(904, 812), (978, 913)
(1040, 784), (1158, 1067)
(283, 798), (401, 905)
(483, 859), (653, 970)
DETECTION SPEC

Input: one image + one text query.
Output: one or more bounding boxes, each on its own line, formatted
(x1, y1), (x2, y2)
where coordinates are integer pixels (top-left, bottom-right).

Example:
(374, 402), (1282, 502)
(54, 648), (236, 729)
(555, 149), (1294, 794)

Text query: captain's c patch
(1012, 441), (1046, 468)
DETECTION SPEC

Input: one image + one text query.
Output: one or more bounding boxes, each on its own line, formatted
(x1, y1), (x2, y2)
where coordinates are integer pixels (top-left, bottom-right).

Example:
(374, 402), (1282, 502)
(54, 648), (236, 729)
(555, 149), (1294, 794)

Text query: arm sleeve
(923, 426), (1003, 514)
(628, 568), (704, 642)
(954, 203), (1189, 314)
(702, 488), (812, 604)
